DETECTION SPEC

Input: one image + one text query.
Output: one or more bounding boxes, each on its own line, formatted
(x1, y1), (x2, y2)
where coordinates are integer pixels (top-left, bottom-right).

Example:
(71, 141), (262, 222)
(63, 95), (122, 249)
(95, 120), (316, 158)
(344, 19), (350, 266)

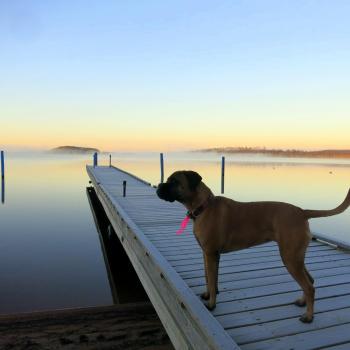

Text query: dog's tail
(304, 188), (350, 219)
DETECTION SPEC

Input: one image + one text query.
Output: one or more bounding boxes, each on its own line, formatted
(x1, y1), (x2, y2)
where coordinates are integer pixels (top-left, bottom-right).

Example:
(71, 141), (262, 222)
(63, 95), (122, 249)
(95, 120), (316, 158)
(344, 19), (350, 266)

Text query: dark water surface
(0, 151), (349, 314)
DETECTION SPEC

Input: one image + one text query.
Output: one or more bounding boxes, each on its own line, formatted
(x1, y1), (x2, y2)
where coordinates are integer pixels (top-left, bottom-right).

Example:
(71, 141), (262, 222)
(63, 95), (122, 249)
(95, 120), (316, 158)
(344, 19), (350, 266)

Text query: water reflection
(1, 178), (4, 204)
(1, 150), (4, 204)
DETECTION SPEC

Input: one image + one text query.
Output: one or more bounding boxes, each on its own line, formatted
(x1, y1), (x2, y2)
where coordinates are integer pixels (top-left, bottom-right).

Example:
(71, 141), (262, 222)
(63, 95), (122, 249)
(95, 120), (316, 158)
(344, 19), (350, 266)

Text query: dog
(156, 170), (350, 323)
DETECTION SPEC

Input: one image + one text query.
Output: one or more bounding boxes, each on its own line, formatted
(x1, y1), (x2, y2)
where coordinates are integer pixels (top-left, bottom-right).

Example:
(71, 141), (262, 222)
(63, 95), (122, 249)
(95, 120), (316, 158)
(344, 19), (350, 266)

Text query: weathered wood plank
(230, 307), (350, 345)
(168, 248), (339, 267)
(163, 245), (333, 261)
(325, 344), (350, 350)
(210, 273), (350, 305)
(175, 249), (346, 273)
(218, 294), (350, 330)
(155, 240), (325, 255)
(240, 322), (350, 350)
(180, 254), (350, 280)
(191, 265), (350, 294)
(213, 283), (350, 317)
(187, 259), (350, 288)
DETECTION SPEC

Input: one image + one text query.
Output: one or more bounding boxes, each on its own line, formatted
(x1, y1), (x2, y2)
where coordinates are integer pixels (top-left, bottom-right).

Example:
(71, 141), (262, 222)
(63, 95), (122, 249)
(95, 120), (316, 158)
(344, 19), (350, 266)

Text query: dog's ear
(185, 171), (202, 190)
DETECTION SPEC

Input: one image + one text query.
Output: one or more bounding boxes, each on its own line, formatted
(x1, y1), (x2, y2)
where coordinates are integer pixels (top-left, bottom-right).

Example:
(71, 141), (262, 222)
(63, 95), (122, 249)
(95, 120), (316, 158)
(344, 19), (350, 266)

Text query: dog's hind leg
(305, 266), (314, 284)
(279, 236), (315, 323)
(295, 266), (314, 307)
(215, 253), (221, 294)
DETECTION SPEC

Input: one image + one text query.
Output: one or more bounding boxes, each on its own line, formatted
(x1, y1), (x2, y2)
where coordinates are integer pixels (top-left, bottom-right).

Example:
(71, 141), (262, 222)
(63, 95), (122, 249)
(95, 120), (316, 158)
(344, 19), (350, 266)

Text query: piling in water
(160, 153), (164, 183)
(93, 152), (98, 167)
(221, 156), (225, 194)
(1, 151), (4, 180)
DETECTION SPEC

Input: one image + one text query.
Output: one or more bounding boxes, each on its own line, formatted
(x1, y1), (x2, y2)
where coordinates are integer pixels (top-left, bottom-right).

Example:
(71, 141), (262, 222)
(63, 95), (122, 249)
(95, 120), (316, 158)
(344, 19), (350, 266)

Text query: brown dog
(157, 170), (350, 323)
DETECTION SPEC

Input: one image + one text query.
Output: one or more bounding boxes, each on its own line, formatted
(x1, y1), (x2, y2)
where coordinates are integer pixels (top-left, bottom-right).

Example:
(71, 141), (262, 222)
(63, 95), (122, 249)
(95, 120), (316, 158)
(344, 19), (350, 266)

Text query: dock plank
(241, 323), (350, 350)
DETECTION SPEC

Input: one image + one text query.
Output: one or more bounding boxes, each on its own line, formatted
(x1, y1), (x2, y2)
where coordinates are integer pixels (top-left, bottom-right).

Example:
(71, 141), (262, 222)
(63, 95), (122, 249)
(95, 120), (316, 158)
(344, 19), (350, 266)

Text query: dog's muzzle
(156, 183), (176, 202)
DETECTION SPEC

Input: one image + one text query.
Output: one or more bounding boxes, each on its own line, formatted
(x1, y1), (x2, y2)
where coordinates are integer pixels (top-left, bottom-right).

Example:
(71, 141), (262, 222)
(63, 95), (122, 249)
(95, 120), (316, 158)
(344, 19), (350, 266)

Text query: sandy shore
(0, 302), (173, 350)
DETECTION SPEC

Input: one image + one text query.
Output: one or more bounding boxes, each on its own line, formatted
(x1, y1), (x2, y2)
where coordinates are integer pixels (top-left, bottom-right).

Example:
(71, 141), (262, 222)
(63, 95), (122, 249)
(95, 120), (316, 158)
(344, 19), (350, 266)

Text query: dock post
(93, 152), (98, 167)
(221, 156), (225, 194)
(160, 153), (164, 183)
(1, 151), (4, 204)
(1, 151), (4, 180)
(123, 180), (127, 197)
(109, 154), (112, 167)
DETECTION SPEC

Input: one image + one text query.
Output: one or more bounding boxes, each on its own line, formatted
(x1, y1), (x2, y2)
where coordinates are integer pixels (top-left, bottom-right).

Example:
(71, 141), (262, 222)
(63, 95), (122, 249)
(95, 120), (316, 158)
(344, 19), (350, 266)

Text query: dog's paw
(294, 298), (306, 307)
(299, 314), (313, 323)
(205, 301), (216, 311)
(200, 292), (210, 300)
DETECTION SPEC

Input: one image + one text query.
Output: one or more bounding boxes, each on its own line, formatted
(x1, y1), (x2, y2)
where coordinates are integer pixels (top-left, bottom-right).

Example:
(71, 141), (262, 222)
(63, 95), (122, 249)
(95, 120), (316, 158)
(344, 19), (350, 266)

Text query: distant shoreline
(197, 147), (350, 159)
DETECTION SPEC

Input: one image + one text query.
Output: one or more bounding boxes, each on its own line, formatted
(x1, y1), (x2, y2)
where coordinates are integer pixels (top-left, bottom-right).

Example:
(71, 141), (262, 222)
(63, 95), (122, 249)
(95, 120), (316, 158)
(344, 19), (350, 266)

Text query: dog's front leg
(205, 252), (219, 310)
(201, 252), (210, 300)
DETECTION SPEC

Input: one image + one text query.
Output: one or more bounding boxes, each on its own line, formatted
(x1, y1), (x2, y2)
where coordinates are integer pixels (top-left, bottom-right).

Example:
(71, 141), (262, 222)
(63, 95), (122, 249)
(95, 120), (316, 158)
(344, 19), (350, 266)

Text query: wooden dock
(87, 165), (350, 350)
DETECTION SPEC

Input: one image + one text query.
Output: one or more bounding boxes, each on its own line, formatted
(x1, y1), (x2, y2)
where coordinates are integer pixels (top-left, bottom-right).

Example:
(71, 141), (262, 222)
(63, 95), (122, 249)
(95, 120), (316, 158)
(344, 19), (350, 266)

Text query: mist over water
(0, 151), (349, 314)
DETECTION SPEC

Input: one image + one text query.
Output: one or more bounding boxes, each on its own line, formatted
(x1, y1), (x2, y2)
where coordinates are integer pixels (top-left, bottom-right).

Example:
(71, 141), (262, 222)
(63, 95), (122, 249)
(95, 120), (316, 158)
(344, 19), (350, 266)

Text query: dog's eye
(168, 178), (178, 185)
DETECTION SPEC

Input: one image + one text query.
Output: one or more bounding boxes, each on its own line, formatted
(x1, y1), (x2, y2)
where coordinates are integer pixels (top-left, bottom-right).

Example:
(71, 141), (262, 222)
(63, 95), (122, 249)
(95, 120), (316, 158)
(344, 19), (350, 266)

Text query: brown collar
(187, 195), (214, 220)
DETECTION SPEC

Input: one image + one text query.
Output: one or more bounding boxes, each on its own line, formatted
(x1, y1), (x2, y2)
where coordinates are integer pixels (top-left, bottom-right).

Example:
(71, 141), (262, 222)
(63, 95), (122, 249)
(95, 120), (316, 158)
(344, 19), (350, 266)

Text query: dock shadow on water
(86, 186), (148, 304)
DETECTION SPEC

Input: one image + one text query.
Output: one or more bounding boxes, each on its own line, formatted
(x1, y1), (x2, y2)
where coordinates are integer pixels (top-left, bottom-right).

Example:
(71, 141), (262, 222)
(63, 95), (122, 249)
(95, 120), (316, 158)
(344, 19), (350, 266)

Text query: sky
(1, 0), (350, 152)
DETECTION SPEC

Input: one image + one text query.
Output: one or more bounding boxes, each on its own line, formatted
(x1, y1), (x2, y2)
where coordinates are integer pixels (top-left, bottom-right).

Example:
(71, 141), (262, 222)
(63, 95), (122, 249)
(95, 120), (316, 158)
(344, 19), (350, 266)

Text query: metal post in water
(93, 152), (98, 167)
(123, 180), (127, 197)
(109, 154), (112, 167)
(1, 151), (4, 204)
(1, 151), (4, 180)
(221, 156), (225, 194)
(160, 153), (164, 183)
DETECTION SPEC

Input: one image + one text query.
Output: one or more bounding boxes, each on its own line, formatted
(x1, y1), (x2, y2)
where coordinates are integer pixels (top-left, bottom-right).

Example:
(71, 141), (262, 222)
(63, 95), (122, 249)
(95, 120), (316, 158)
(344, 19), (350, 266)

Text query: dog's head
(156, 170), (202, 203)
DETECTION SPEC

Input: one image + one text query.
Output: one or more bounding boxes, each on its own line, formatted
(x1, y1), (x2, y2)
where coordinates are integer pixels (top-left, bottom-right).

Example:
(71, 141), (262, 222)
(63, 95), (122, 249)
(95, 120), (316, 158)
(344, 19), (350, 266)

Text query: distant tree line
(198, 147), (350, 159)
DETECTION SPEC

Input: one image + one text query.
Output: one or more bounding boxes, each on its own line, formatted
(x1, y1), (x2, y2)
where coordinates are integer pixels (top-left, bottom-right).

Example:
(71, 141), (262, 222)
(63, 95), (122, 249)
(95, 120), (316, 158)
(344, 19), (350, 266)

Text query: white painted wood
(313, 231), (350, 250)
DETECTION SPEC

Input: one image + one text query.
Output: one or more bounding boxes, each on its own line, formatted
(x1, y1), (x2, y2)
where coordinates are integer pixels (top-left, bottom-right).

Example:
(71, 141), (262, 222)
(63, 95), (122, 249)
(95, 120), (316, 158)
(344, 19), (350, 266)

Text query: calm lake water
(0, 151), (349, 314)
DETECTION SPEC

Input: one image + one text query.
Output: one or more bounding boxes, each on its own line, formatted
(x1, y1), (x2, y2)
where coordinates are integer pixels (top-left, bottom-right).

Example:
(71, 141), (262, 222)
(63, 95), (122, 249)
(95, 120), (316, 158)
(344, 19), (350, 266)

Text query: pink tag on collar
(176, 215), (190, 235)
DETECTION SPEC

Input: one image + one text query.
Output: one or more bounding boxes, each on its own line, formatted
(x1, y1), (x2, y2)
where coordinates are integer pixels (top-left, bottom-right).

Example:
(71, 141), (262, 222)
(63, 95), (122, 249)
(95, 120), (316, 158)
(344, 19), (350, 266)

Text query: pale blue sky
(1, 1), (350, 151)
